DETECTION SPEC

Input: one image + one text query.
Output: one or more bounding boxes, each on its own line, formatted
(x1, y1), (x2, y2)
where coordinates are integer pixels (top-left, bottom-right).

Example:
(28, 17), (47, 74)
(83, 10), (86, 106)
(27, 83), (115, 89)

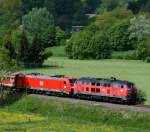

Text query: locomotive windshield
(127, 83), (135, 89)
(69, 79), (76, 84)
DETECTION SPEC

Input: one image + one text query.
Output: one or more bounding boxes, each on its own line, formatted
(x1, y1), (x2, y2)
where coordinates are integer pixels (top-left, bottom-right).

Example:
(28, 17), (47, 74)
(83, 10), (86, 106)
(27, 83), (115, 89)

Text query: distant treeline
(0, 0), (150, 70)
(66, 0), (150, 62)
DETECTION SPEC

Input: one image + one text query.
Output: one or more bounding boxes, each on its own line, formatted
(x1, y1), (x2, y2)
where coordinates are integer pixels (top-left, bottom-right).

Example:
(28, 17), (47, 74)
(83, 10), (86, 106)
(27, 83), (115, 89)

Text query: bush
(145, 57), (150, 63)
(108, 19), (136, 51)
(135, 90), (147, 104)
(66, 31), (112, 60)
(0, 48), (15, 70)
(136, 36), (150, 61)
(123, 51), (138, 60)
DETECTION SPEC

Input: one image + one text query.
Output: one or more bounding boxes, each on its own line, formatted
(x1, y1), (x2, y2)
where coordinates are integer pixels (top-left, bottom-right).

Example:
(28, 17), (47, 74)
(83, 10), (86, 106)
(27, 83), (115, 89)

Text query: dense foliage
(1, 0), (150, 67)
(66, 8), (138, 60)
(66, 30), (112, 59)
(0, 48), (15, 70)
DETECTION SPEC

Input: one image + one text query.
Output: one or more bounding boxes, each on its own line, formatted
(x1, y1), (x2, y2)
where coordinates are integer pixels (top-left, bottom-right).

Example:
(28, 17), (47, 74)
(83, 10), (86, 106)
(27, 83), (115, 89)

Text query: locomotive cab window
(103, 83), (108, 87)
(69, 79), (76, 84)
(127, 83), (135, 89)
(97, 83), (100, 86)
(91, 82), (96, 86)
(64, 81), (66, 84)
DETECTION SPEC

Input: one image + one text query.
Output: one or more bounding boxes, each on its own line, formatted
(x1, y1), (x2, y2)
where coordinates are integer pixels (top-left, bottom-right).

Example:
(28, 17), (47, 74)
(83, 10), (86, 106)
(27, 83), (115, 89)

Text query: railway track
(30, 94), (150, 113)
(1, 89), (150, 113)
(134, 104), (150, 109)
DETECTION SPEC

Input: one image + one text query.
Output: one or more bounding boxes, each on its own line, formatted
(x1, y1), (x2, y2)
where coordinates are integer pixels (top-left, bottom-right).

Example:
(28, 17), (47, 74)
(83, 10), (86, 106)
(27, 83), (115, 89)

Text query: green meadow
(1, 95), (150, 132)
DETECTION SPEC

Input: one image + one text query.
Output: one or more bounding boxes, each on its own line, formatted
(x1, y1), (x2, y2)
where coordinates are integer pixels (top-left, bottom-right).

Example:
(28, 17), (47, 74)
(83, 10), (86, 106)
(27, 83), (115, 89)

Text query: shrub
(136, 36), (150, 61)
(123, 51), (138, 60)
(108, 19), (136, 51)
(135, 90), (147, 104)
(66, 31), (112, 60)
(145, 57), (150, 63)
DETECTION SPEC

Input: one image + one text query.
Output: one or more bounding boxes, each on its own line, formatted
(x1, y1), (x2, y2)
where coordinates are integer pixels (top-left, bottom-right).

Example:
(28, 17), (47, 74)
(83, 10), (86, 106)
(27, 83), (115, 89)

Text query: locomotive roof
(26, 73), (73, 80)
(78, 77), (134, 85)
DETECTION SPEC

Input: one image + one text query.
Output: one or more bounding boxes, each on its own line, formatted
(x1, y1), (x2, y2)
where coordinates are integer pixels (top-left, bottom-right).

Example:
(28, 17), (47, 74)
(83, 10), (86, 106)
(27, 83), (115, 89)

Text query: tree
(90, 32), (112, 59)
(0, 0), (22, 45)
(66, 30), (112, 60)
(0, 0), (22, 28)
(0, 48), (15, 70)
(54, 0), (74, 29)
(21, 0), (44, 14)
(40, 26), (56, 48)
(55, 27), (66, 45)
(22, 8), (55, 48)
(96, 0), (121, 13)
(141, 0), (150, 12)
(27, 34), (50, 66)
(129, 15), (150, 41)
(22, 8), (54, 36)
(16, 32), (29, 64)
(128, 0), (148, 14)
(2, 34), (15, 59)
(136, 36), (150, 61)
(72, 9), (88, 25)
(81, 0), (101, 13)
(108, 19), (135, 51)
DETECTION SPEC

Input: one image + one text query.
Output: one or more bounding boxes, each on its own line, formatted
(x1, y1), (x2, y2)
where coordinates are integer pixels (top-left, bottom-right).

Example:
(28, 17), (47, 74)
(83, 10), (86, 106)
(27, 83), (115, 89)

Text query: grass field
(1, 95), (150, 132)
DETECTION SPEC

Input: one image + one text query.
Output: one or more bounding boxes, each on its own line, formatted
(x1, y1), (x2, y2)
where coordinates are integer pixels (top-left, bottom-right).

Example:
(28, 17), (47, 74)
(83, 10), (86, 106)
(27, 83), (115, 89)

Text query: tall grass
(1, 95), (150, 132)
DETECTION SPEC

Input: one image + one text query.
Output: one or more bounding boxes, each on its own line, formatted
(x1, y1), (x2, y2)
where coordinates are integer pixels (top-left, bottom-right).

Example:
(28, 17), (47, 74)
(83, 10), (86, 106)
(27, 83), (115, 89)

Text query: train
(0, 72), (138, 104)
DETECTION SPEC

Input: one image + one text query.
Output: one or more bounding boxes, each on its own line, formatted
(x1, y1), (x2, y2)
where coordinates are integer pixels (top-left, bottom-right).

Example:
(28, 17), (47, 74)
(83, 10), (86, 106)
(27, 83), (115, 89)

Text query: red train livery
(74, 77), (137, 102)
(0, 73), (137, 104)
(14, 73), (76, 95)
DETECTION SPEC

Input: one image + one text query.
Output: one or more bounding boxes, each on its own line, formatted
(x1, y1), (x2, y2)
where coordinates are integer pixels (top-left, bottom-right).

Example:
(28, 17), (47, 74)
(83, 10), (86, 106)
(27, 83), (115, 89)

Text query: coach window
(10, 77), (14, 82)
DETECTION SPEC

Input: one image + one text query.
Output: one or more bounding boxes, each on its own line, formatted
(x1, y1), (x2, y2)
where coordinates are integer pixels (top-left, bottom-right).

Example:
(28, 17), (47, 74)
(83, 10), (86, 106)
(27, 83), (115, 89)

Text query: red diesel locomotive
(0, 73), (137, 104)
(74, 77), (137, 103)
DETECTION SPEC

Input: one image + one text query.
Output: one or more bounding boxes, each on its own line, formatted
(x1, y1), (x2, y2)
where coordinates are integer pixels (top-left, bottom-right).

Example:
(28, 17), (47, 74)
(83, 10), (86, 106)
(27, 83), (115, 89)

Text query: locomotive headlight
(64, 86), (67, 89)
(120, 89), (123, 92)
(40, 81), (44, 86)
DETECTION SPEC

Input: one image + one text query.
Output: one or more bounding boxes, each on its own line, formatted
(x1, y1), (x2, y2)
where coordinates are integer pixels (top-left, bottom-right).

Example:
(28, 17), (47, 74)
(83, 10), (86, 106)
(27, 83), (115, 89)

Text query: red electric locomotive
(15, 73), (76, 95)
(74, 77), (137, 103)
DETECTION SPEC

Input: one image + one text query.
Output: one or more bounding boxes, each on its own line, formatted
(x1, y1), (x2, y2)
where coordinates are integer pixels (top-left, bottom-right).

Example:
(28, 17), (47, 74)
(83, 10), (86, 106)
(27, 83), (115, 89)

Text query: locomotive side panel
(23, 75), (73, 94)
(74, 77), (135, 101)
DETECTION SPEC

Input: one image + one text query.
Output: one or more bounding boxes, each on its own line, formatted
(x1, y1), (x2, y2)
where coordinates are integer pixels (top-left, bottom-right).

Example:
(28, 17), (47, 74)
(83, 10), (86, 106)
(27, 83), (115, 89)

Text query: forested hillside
(0, 0), (150, 69)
